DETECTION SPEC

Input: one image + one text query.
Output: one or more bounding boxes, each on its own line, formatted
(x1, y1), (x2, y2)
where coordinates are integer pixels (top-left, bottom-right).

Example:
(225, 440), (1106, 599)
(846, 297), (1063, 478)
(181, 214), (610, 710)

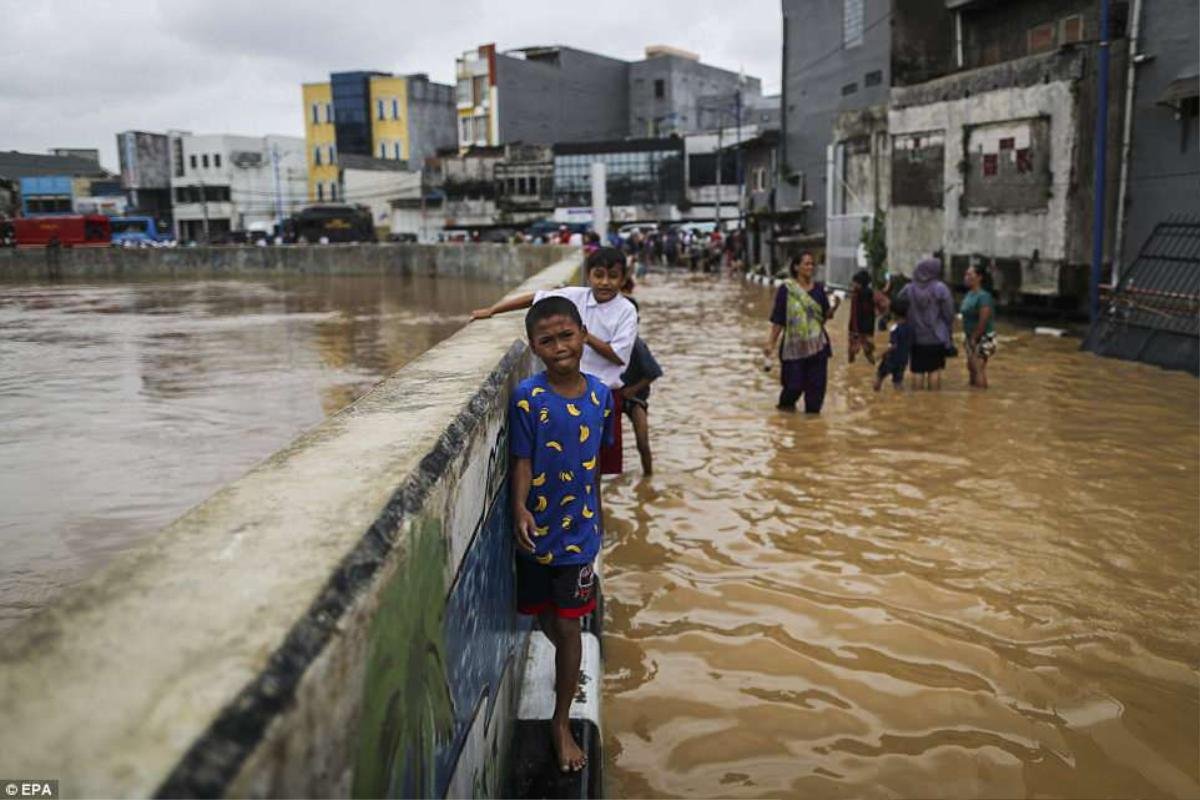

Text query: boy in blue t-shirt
(509, 295), (615, 773)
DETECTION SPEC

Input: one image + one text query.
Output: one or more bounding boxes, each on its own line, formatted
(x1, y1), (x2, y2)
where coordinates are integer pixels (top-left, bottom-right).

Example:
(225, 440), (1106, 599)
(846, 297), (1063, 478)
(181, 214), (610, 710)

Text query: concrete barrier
(0, 253), (582, 797)
(0, 243), (576, 284)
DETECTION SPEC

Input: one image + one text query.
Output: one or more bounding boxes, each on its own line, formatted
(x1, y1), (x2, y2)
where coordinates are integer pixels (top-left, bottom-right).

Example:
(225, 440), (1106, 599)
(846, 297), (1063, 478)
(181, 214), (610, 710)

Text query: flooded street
(602, 275), (1199, 798)
(0, 274), (502, 630)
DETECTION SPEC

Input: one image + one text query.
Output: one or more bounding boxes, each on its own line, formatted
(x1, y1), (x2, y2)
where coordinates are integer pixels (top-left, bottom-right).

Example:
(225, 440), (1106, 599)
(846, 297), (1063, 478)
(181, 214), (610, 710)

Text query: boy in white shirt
(472, 247), (637, 474)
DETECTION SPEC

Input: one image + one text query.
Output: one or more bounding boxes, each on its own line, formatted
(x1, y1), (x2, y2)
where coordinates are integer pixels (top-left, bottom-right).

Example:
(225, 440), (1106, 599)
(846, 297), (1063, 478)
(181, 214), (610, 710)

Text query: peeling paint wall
(888, 68), (1078, 294)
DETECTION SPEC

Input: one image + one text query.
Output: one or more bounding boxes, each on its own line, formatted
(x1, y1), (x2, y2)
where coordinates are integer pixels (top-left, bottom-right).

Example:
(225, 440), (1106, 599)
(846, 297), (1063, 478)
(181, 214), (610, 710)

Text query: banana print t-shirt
(509, 372), (615, 566)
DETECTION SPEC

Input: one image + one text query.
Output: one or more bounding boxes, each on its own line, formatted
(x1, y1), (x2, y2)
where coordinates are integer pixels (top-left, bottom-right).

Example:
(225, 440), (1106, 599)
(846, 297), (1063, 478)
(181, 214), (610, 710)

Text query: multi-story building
(168, 132), (307, 242)
(455, 43), (770, 150)
(117, 130), (174, 224)
(301, 71), (456, 202)
(630, 45), (765, 137)
(0, 150), (118, 216)
(455, 44), (630, 149)
(551, 138), (685, 226)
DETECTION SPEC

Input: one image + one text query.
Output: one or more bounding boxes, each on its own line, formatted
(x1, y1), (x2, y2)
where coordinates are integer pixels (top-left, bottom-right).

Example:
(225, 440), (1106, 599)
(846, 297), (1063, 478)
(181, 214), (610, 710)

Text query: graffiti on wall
(352, 378), (529, 799)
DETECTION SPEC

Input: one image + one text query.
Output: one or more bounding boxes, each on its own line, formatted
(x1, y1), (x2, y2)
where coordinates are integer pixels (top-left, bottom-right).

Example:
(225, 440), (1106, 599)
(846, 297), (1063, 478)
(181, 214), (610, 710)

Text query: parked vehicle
(283, 204), (375, 244)
(14, 215), (111, 248)
(110, 216), (172, 246)
(524, 219), (587, 241)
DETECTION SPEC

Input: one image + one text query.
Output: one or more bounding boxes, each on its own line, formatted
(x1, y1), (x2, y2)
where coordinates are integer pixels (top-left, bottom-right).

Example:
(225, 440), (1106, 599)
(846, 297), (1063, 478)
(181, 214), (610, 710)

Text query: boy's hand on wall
(513, 508), (537, 553)
(470, 308), (493, 321)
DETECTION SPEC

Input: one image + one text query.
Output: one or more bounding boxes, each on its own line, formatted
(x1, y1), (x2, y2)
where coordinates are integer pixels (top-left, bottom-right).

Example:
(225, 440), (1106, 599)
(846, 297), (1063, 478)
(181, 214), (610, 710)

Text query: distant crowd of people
(765, 254), (998, 413)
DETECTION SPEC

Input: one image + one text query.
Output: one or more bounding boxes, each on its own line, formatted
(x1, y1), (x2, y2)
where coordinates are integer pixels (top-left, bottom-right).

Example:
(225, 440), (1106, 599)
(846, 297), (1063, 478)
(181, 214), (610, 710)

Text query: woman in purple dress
(763, 252), (838, 413)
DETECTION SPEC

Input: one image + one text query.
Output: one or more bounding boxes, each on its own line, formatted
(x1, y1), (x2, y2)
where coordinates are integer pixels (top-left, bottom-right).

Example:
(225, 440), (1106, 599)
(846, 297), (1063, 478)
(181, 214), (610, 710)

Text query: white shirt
(534, 286), (638, 388)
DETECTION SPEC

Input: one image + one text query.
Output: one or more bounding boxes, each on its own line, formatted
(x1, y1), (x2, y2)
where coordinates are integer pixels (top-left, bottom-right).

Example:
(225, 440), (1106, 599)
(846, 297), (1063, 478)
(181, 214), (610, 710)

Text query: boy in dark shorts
(618, 297), (663, 475)
(509, 296), (615, 773)
(873, 297), (913, 391)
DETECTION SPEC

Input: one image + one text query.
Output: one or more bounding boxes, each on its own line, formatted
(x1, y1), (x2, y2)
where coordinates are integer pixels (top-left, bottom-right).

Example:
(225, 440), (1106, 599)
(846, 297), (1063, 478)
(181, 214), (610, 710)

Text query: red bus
(14, 215), (112, 248)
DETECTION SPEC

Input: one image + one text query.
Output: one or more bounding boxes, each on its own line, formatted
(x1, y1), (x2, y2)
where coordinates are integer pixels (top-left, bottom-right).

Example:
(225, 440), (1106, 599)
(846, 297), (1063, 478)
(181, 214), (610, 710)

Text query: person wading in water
(763, 252), (838, 413)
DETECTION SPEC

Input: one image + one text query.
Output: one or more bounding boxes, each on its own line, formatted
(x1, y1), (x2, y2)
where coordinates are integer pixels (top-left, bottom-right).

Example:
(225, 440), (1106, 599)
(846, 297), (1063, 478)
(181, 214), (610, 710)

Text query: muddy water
(0, 274), (502, 630)
(602, 275), (1199, 799)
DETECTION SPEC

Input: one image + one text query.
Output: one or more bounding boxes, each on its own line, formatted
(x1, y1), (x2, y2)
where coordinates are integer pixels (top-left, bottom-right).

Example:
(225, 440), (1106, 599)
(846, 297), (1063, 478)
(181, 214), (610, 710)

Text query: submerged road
(600, 274), (1199, 798)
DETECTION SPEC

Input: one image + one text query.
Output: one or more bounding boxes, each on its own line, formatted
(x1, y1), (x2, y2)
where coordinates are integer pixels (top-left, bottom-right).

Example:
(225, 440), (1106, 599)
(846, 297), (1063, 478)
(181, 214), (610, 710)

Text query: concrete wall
(888, 52), (1083, 292)
(0, 253), (582, 797)
(406, 75), (459, 167)
(495, 48), (629, 145)
(0, 243), (576, 284)
(628, 55), (763, 136)
(781, 0), (891, 236)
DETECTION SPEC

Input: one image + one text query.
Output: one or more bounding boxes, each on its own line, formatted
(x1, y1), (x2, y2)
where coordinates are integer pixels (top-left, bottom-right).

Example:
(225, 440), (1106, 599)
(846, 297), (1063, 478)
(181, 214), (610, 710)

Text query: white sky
(1, 0), (782, 172)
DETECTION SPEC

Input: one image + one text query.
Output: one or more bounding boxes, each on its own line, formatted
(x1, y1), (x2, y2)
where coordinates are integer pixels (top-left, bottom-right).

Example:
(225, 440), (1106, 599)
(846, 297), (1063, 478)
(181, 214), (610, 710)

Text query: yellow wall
(369, 76), (410, 162)
(302, 82), (338, 202)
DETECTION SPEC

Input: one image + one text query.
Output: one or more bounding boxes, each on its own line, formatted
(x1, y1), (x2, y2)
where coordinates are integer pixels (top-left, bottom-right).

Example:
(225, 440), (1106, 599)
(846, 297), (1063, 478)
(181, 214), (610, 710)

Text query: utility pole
(271, 142), (284, 231)
(199, 180), (210, 244)
(735, 79), (744, 234)
(715, 124), (723, 231)
(1090, 0), (1111, 323)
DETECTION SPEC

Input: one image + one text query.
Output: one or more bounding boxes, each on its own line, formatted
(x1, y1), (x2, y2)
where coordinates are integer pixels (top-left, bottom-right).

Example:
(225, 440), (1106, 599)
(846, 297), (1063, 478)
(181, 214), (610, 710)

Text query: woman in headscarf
(898, 256), (956, 389)
(763, 252), (838, 413)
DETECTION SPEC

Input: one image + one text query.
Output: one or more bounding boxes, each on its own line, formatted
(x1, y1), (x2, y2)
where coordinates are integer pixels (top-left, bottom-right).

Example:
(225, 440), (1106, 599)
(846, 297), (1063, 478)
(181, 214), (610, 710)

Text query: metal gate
(1083, 215), (1200, 375)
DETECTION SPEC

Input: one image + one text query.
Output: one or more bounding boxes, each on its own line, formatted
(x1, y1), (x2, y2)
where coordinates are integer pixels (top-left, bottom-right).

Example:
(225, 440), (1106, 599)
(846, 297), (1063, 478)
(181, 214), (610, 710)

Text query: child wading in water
(473, 246), (637, 475)
(509, 297), (615, 772)
(618, 295), (663, 475)
(847, 269), (878, 365)
(873, 297), (914, 391)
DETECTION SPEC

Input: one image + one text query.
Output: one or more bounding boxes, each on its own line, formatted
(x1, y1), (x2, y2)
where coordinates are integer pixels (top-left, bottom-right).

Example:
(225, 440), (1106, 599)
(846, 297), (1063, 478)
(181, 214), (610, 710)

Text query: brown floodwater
(602, 274), (1199, 799)
(0, 273), (503, 631)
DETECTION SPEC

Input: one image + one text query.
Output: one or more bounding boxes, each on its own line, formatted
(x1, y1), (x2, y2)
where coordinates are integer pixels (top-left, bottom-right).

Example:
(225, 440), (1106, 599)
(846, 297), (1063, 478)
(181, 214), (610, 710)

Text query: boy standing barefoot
(509, 297), (615, 773)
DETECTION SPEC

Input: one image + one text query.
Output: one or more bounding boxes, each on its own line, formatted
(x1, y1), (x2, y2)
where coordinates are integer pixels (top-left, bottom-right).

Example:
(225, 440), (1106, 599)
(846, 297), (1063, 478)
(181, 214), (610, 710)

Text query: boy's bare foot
(552, 720), (587, 772)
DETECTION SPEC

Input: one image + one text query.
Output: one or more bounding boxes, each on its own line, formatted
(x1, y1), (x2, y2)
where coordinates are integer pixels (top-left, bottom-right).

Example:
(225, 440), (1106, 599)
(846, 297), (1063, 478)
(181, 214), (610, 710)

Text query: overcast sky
(1, 0), (782, 172)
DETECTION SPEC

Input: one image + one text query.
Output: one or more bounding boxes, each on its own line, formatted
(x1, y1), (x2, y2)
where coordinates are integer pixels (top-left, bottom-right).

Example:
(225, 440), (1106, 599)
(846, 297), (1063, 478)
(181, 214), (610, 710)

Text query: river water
(602, 275), (1199, 798)
(0, 274), (501, 631)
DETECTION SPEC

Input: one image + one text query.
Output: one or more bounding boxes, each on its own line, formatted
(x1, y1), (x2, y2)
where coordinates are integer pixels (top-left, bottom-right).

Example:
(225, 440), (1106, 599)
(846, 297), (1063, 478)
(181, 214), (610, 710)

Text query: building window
(1028, 22), (1056, 54)
(377, 99), (385, 120)
(394, 142), (401, 159)
(841, 82), (858, 96)
(1060, 14), (1084, 44)
(392, 98), (399, 119)
(456, 78), (471, 105)
(472, 75), (487, 106)
(214, 153), (221, 168)
(189, 154), (197, 170)
(311, 103), (320, 124)
(325, 103), (334, 123)
(330, 183), (337, 201)
(202, 154), (210, 168)
(844, 0), (864, 48)
(864, 70), (883, 87)
(380, 142), (387, 158)
(314, 147), (322, 166)
(317, 183), (324, 201)
(328, 144), (336, 163)
(654, 79), (665, 99)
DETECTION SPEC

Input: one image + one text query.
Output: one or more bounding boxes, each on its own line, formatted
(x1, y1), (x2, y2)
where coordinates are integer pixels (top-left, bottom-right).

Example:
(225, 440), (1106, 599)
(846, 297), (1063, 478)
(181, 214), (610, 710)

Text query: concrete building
(780, 0), (891, 260)
(168, 132), (307, 242)
(886, 0), (1128, 305)
(117, 130), (174, 224)
(455, 44), (630, 148)
(301, 71), (456, 202)
(1115, 0), (1199, 271)
(684, 125), (762, 227)
(552, 137), (685, 226)
(0, 150), (117, 216)
(629, 45), (766, 137)
(340, 154), (420, 239)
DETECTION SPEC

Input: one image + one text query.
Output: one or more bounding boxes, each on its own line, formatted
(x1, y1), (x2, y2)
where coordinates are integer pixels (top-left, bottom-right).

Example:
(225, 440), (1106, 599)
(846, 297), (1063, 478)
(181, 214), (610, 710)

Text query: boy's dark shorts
(516, 557), (597, 619)
(877, 355), (905, 384)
